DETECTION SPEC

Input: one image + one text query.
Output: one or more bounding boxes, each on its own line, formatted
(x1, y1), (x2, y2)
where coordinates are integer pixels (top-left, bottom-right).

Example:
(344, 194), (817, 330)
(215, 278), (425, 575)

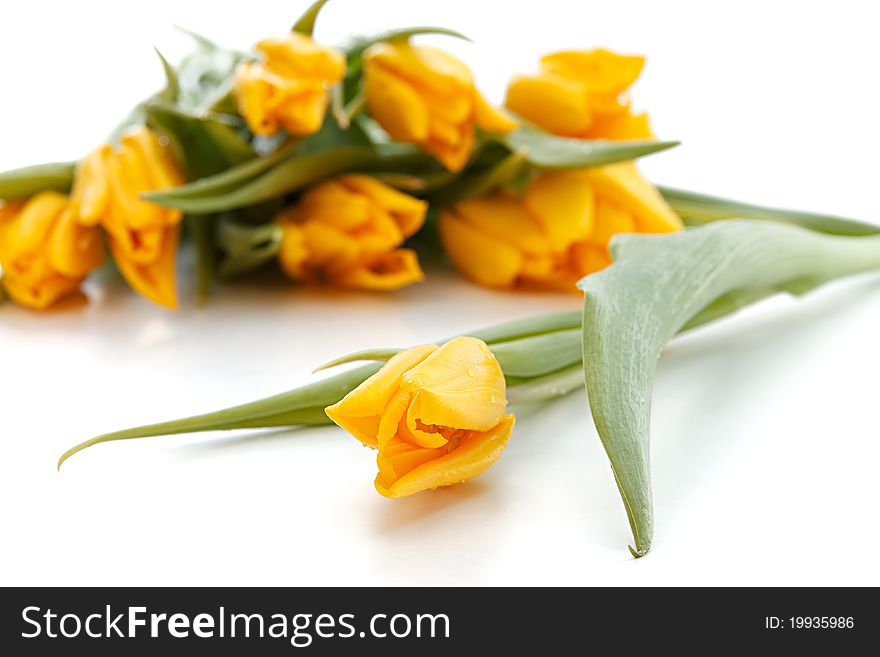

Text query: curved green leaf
(145, 144), (428, 213)
(661, 186), (880, 237)
(292, 0), (333, 35)
(57, 363), (382, 469)
(579, 220), (880, 557)
(145, 140), (299, 202)
(154, 48), (180, 103)
(490, 329), (581, 378)
(0, 162), (75, 200)
(501, 127), (678, 170)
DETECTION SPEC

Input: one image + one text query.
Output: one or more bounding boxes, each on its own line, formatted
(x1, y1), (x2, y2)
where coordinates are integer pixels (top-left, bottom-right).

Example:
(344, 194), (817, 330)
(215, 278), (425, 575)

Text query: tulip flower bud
(506, 49), (653, 141)
(439, 163), (682, 290)
(363, 40), (518, 172)
(234, 33), (346, 137)
(0, 192), (104, 310)
(276, 174), (427, 291)
(70, 126), (186, 309)
(326, 336), (514, 497)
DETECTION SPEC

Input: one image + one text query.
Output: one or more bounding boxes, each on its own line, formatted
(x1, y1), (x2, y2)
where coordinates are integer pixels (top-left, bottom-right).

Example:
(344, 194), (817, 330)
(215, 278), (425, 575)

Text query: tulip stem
(508, 365), (584, 405)
(192, 215), (215, 306)
(342, 90), (366, 126)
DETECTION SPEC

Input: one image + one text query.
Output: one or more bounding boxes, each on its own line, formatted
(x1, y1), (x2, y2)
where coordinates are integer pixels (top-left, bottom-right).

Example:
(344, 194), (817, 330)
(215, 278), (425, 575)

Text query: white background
(1, 0), (879, 586)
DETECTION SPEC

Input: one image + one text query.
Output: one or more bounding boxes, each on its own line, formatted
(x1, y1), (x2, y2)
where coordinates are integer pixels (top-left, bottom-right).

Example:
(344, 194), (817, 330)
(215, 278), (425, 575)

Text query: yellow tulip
(234, 33), (346, 137)
(0, 192), (104, 310)
(363, 40), (518, 172)
(326, 336), (514, 498)
(69, 126), (186, 309)
(276, 174), (427, 291)
(439, 163), (682, 290)
(506, 48), (653, 140)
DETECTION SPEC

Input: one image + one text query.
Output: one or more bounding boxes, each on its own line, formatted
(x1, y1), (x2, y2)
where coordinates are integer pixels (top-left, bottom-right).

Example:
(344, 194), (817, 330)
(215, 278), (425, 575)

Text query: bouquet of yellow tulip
(11, 1), (880, 556)
(0, 0), (683, 310)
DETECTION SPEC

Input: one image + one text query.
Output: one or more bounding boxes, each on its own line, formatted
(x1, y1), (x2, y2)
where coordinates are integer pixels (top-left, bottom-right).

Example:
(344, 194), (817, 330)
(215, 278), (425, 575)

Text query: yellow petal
(297, 179), (373, 231)
(256, 33), (346, 82)
(523, 170), (595, 252)
(300, 220), (361, 270)
(365, 41), (472, 99)
(541, 49), (646, 94)
(505, 72), (591, 137)
(376, 414), (515, 498)
(47, 206), (104, 278)
(424, 125), (475, 172)
(234, 63), (279, 136)
(0, 191), (66, 259)
(402, 395), (451, 449)
(277, 221), (310, 280)
(584, 162), (682, 233)
(588, 200), (636, 246)
(376, 389), (412, 449)
(570, 242), (612, 277)
(339, 174), (428, 238)
(2, 272), (81, 311)
(584, 110), (654, 141)
(400, 336), (506, 432)
(325, 344), (438, 447)
(107, 136), (159, 230)
(274, 91), (329, 136)
(110, 224), (179, 309)
(124, 126), (186, 190)
(438, 209), (523, 288)
(376, 438), (444, 492)
(364, 63), (430, 143)
(71, 146), (111, 226)
(473, 89), (518, 135)
(453, 193), (551, 256)
(328, 249), (424, 291)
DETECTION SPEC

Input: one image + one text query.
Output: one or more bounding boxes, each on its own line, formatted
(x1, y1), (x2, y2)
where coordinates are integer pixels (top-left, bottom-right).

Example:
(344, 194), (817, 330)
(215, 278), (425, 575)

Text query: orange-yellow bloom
(326, 336), (514, 498)
(234, 33), (346, 137)
(439, 162), (682, 290)
(70, 126), (185, 309)
(363, 40), (518, 172)
(0, 192), (104, 310)
(506, 49), (653, 140)
(276, 174), (427, 291)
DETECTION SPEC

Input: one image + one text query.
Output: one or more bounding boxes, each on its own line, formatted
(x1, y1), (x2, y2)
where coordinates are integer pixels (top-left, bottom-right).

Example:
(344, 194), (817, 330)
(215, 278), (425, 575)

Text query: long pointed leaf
(661, 186), (880, 237)
(0, 162), (74, 199)
(57, 363), (382, 468)
(501, 128), (678, 169)
(579, 220), (880, 557)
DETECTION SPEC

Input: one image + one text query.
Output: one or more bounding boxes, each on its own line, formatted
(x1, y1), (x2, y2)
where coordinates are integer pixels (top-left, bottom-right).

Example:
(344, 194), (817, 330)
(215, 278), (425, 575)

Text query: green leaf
(660, 186), (880, 237)
(57, 363), (383, 469)
(0, 162), (75, 200)
(144, 143), (429, 213)
(315, 311), (584, 374)
(292, 0), (333, 35)
(154, 48), (180, 103)
(490, 329), (581, 378)
(146, 101), (254, 181)
(500, 127), (678, 169)
(579, 220), (880, 558)
(145, 140), (299, 202)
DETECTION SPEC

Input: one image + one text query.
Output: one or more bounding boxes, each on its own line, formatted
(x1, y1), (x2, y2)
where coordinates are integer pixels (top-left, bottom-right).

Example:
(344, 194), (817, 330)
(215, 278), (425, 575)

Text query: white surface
(1, 0), (880, 586)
